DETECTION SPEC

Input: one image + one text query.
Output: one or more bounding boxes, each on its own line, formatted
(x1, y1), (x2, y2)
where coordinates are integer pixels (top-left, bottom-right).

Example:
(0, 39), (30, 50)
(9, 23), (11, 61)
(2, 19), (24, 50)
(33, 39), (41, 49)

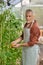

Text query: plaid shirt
(20, 20), (40, 46)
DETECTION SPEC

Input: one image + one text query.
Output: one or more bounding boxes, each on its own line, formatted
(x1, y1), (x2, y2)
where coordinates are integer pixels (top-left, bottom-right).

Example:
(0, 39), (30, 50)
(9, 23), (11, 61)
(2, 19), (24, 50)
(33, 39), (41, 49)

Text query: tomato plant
(0, 9), (24, 65)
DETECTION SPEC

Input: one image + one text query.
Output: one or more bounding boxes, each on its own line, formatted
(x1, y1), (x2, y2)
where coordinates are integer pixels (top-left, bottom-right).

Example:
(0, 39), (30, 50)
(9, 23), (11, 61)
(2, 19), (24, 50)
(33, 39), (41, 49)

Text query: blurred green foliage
(0, 9), (24, 65)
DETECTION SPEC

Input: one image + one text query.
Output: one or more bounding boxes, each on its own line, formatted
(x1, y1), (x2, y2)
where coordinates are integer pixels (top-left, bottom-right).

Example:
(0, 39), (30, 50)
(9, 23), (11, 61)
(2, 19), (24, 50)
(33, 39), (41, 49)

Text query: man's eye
(26, 16), (28, 17)
(26, 16), (31, 17)
(29, 16), (31, 17)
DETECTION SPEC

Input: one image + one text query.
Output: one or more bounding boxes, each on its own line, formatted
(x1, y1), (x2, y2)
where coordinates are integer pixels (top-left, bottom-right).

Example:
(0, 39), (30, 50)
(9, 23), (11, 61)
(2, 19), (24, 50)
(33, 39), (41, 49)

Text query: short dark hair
(26, 9), (33, 14)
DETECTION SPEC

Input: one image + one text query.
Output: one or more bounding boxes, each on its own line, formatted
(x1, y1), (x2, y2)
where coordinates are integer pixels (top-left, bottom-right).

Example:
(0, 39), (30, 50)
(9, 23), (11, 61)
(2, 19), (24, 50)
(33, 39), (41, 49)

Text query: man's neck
(26, 20), (34, 24)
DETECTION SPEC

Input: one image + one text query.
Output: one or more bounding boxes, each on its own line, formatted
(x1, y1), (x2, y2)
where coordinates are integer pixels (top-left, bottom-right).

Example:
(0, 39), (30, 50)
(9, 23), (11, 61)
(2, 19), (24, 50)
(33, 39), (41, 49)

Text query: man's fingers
(14, 46), (17, 48)
(11, 43), (16, 48)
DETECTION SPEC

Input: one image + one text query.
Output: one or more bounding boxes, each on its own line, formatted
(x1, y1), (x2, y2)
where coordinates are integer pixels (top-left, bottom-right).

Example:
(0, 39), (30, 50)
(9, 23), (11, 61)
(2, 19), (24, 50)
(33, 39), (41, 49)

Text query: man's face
(26, 12), (34, 22)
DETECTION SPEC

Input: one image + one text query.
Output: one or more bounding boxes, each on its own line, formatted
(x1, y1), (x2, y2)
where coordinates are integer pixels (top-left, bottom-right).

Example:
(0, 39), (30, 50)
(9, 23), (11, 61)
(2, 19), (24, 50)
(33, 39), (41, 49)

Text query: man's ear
(33, 13), (35, 20)
(32, 15), (35, 20)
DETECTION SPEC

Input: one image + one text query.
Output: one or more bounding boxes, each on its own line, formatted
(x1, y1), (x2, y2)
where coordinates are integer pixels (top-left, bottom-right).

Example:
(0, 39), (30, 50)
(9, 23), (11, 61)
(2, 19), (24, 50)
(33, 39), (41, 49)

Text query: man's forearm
(20, 41), (38, 47)
(15, 37), (23, 43)
(20, 43), (29, 47)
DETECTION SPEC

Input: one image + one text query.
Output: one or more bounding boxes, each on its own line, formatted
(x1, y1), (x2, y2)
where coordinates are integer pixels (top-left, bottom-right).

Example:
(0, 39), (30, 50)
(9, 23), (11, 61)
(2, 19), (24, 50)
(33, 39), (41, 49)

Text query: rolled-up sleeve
(27, 22), (40, 46)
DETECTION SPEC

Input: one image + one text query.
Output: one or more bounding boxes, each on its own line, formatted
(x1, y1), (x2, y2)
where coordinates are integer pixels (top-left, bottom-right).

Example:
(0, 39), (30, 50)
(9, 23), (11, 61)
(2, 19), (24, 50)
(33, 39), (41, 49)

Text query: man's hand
(14, 44), (21, 48)
(11, 41), (17, 48)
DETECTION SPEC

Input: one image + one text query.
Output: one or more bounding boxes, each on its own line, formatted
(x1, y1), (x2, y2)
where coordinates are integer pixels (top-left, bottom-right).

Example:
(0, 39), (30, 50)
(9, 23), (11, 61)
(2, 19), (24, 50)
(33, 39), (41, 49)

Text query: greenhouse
(0, 0), (43, 65)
